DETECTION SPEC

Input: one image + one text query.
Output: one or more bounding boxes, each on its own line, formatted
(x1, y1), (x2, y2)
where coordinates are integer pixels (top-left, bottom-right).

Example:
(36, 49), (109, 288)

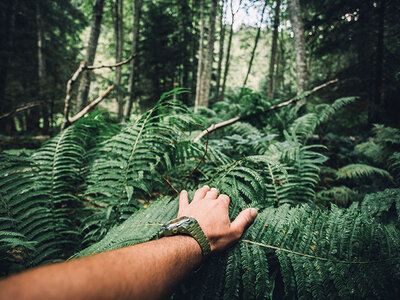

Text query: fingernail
(250, 208), (258, 218)
(203, 185), (210, 189)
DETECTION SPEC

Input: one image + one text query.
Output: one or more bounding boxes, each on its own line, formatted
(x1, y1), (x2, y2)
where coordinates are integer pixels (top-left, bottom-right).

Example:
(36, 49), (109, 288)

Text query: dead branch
(62, 54), (136, 129)
(194, 78), (339, 142)
(63, 85), (114, 128)
(86, 54), (136, 70)
(62, 61), (85, 127)
(0, 101), (44, 120)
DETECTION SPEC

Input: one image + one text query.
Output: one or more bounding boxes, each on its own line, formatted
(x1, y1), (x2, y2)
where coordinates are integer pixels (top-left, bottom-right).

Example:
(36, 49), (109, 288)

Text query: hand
(177, 186), (258, 253)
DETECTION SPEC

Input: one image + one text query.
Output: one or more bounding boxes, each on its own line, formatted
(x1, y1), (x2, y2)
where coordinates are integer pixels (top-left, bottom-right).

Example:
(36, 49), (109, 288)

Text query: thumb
(230, 208), (258, 236)
(178, 190), (189, 215)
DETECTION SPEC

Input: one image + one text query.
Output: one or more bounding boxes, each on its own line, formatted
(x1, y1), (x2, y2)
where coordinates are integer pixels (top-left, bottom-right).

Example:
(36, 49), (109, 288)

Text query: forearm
(0, 235), (202, 300)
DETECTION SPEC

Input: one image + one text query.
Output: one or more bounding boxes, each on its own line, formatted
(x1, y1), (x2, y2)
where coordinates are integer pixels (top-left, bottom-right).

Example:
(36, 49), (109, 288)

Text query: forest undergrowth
(1, 89), (400, 299)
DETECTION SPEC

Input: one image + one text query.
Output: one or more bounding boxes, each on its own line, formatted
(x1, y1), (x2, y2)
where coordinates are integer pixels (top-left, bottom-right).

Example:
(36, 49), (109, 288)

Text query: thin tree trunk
(267, 0), (281, 99)
(124, 0), (142, 120)
(374, 0), (386, 121)
(36, 3), (49, 134)
(114, 0), (124, 121)
(243, 0), (268, 88)
(221, 0), (242, 101)
(0, 1), (17, 134)
(288, 0), (308, 103)
(198, 0), (218, 108)
(215, 0), (227, 102)
(273, 34), (283, 93)
(76, 0), (105, 112)
(194, 0), (206, 112)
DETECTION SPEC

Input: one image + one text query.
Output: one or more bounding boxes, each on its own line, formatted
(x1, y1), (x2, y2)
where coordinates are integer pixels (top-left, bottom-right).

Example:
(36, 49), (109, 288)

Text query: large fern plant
(1, 91), (400, 298)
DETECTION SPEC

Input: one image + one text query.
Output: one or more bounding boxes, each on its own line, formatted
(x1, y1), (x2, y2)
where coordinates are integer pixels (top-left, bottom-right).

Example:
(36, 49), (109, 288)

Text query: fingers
(217, 194), (230, 207)
(205, 187), (218, 200)
(230, 208), (258, 238)
(178, 190), (189, 212)
(192, 185), (210, 202)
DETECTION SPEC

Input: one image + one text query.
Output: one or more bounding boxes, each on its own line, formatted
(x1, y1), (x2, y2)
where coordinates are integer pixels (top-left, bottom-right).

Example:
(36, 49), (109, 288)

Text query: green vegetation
(1, 0), (400, 298)
(2, 88), (400, 298)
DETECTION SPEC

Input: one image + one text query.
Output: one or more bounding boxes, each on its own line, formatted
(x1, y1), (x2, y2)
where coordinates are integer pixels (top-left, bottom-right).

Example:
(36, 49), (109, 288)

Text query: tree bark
(194, 0), (206, 112)
(114, 0), (124, 121)
(197, 0), (218, 108)
(36, 3), (49, 134)
(267, 0), (281, 99)
(0, 1), (17, 134)
(374, 0), (386, 122)
(124, 0), (142, 120)
(288, 0), (308, 102)
(76, 0), (105, 112)
(220, 0), (242, 101)
(273, 33), (284, 93)
(215, 0), (227, 102)
(243, 0), (268, 88)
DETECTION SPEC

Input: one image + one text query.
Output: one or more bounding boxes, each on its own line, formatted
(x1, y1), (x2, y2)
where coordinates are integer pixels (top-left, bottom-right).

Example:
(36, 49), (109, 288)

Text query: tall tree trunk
(198, 0), (218, 108)
(215, 0), (227, 102)
(36, 3), (49, 134)
(0, 1), (17, 134)
(194, 0), (206, 112)
(288, 0), (308, 102)
(267, 0), (281, 99)
(76, 0), (105, 112)
(274, 34), (284, 93)
(124, 0), (142, 120)
(220, 0), (242, 101)
(374, 0), (386, 122)
(243, 0), (268, 88)
(114, 0), (124, 121)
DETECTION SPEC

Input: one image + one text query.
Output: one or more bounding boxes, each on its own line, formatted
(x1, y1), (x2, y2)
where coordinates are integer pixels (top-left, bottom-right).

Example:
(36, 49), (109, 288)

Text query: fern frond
(317, 186), (358, 207)
(361, 188), (400, 222)
(336, 163), (393, 181)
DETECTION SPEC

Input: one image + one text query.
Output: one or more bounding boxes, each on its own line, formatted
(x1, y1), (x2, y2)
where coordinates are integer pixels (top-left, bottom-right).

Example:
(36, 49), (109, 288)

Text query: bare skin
(0, 186), (257, 300)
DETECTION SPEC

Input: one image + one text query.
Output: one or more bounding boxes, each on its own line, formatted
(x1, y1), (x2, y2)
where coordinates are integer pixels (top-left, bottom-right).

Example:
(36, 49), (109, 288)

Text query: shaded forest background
(0, 0), (399, 142)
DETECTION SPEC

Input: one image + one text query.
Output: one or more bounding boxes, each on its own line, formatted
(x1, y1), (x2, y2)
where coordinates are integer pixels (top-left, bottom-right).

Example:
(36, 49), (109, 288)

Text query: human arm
(0, 186), (257, 300)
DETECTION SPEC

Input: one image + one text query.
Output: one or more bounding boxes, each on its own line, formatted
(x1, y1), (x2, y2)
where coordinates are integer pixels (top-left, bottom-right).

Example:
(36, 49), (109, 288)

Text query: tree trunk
(374, 0), (386, 122)
(288, 0), (308, 101)
(267, 0), (281, 99)
(76, 0), (105, 112)
(124, 0), (142, 120)
(194, 0), (206, 112)
(114, 0), (124, 121)
(0, 1), (17, 134)
(36, 3), (49, 134)
(274, 33), (284, 93)
(215, 0), (227, 103)
(243, 0), (268, 88)
(220, 0), (241, 101)
(198, 0), (218, 108)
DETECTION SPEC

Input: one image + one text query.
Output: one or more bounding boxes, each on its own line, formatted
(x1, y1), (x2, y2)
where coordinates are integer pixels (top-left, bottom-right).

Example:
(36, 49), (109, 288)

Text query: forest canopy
(0, 0), (400, 298)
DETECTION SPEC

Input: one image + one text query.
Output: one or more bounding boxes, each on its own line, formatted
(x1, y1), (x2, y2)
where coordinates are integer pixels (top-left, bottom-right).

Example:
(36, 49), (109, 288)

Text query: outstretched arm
(0, 186), (257, 300)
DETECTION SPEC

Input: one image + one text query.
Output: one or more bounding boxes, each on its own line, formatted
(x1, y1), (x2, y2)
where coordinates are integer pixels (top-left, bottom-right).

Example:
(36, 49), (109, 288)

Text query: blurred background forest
(0, 0), (399, 144)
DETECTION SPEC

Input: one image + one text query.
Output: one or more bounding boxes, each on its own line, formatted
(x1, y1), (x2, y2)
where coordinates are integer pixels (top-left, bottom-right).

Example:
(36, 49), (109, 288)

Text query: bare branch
(64, 85), (114, 127)
(62, 61), (85, 127)
(86, 54), (136, 70)
(194, 78), (339, 142)
(0, 101), (44, 120)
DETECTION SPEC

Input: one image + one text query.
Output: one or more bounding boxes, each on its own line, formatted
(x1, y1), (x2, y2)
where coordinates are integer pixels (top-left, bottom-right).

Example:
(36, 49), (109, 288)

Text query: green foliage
(361, 188), (400, 223)
(1, 93), (400, 297)
(72, 198), (400, 299)
(336, 163), (393, 182)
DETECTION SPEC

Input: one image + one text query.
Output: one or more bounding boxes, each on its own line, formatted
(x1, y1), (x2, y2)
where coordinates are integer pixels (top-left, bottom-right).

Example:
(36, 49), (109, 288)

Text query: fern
(71, 196), (400, 299)
(317, 186), (358, 207)
(361, 188), (400, 222)
(336, 163), (393, 182)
